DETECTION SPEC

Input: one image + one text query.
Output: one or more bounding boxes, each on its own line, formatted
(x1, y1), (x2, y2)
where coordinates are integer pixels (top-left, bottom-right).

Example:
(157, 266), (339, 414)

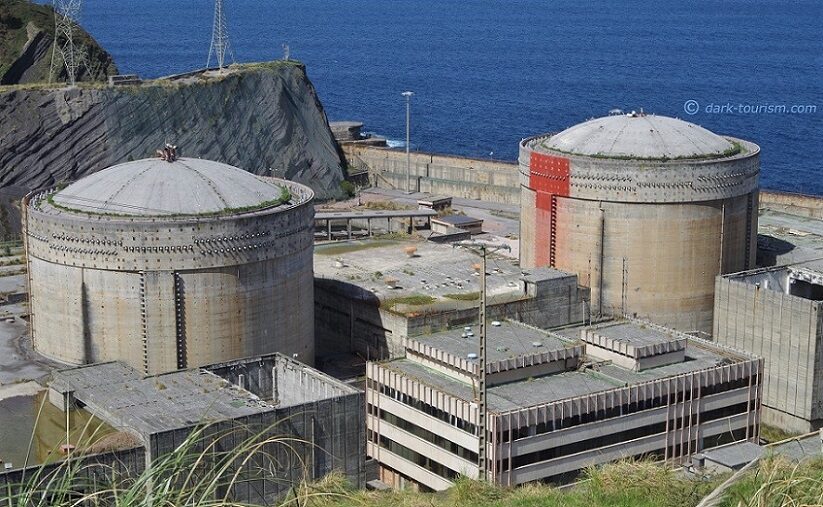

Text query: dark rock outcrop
(0, 62), (345, 205)
(0, 1), (117, 85)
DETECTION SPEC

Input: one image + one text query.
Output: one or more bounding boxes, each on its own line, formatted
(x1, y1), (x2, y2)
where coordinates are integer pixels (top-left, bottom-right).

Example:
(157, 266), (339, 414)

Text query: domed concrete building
(519, 113), (760, 332)
(24, 154), (315, 374)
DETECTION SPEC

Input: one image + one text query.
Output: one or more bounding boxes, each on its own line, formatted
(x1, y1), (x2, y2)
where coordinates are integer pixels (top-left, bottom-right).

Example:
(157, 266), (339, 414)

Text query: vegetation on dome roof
(542, 140), (745, 162)
(43, 184), (293, 219)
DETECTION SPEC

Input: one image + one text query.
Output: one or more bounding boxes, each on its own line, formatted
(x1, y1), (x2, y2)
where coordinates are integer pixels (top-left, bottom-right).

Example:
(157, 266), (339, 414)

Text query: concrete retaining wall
(759, 191), (823, 219)
(316, 274), (589, 361)
(343, 145), (520, 205)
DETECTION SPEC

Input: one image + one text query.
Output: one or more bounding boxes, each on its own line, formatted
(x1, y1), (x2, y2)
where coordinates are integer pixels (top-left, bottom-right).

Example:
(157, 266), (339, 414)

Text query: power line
(453, 240), (511, 483)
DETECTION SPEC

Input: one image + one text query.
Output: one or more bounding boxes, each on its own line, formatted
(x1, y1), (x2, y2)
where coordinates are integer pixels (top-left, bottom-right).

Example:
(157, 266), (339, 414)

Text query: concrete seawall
(343, 144), (823, 213)
(342, 145), (520, 204)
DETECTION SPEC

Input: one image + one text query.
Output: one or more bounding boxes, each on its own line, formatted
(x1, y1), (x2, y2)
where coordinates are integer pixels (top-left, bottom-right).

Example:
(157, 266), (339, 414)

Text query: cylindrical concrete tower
(24, 156), (315, 374)
(519, 113), (759, 332)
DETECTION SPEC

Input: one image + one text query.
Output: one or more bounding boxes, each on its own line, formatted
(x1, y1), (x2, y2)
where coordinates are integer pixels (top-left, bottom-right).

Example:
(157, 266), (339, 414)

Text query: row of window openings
(369, 400), (750, 473)
(369, 425), (753, 485)
(375, 377), (752, 443)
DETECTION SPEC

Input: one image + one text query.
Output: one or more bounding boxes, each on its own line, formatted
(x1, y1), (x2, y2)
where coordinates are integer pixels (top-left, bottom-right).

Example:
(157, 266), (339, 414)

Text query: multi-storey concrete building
(714, 260), (823, 433)
(366, 319), (762, 490)
(314, 240), (589, 361)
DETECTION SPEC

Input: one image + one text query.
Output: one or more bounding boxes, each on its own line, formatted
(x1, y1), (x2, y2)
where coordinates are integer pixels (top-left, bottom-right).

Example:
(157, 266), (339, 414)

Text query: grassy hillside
(0, 0), (116, 83)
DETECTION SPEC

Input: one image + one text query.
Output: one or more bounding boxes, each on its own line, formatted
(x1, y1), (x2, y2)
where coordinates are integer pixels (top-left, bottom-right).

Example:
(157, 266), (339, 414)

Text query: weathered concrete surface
(519, 119), (761, 334)
(714, 268), (823, 433)
(0, 61), (345, 203)
(26, 174), (316, 375)
(314, 240), (588, 360)
(343, 145), (520, 204)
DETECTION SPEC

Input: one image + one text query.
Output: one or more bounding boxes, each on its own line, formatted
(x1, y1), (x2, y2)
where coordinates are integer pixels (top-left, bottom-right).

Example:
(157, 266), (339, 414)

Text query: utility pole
(401, 91), (414, 193)
(454, 240), (511, 482)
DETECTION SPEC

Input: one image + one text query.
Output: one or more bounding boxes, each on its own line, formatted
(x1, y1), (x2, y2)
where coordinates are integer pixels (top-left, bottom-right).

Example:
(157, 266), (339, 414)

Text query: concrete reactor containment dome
(519, 113), (760, 332)
(23, 154), (315, 375)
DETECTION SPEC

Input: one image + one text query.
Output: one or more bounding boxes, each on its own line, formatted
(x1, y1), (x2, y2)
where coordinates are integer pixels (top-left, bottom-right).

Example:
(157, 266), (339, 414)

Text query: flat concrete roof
(789, 260), (823, 277)
(315, 240), (573, 311)
(385, 358), (617, 413)
(520, 267), (574, 283)
(410, 320), (577, 365)
(315, 209), (437, 220)
(432, 215), (482, 226)
(700, 441), (764, 468)
(758, 208), (823, 265)
(583, 321), (686, 359)
(51, 362), (272, 437)
(380, 321), (751, 413)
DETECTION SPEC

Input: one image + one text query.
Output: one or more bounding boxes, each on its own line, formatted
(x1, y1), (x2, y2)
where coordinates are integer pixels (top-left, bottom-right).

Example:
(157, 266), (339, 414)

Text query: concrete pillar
(143, 271), (178, 374)
(327, 220), (332, 240)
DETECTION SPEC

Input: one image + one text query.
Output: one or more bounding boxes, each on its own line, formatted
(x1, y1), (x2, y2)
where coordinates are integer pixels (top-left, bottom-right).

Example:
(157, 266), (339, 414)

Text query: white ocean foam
(385, 139), (406, 149)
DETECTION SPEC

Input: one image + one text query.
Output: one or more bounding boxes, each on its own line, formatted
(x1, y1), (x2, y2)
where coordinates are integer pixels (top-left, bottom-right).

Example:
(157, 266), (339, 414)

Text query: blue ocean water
(78, 0), (822, 194)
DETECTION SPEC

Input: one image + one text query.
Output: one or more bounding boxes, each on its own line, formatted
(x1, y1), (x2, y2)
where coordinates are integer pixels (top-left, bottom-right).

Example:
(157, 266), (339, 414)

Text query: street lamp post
(401, 91), (414, 194)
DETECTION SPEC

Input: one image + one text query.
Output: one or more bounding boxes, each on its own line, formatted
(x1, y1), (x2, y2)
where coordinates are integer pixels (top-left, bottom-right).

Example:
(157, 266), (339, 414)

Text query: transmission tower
(207, 0), (234, 71)
(50, 0), (82, 86)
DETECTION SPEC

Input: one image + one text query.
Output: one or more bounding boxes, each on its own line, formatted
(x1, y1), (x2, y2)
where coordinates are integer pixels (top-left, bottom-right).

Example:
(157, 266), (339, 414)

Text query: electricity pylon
(49, 0), (82, 86)
(207, 0), (234, 71)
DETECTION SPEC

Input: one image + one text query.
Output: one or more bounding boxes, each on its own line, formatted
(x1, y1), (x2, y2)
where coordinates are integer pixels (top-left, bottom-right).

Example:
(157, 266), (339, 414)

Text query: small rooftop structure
(697, 441), (764, 472)
(405, 320), (583, 385)
(581, 321), (687, 371)
(431, 215), (483, 235)
(417, 196), (453, 211)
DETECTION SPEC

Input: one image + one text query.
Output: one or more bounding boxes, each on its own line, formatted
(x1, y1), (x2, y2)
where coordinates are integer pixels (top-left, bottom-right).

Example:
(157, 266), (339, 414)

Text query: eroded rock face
(0, 62), (345, 206)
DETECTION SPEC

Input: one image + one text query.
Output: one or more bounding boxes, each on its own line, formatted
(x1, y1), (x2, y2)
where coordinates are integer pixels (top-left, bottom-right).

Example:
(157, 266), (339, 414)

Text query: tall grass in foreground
(6, 425), (822, 507)
(720, 455), (823, 507)
(298, 459), (720, 507)
(2, 421), (338, 507)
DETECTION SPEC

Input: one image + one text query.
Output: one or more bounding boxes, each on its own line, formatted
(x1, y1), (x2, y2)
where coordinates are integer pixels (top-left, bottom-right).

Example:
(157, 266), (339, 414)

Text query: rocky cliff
(0, 0), (117, 85)
(0, 61), (346, 209)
